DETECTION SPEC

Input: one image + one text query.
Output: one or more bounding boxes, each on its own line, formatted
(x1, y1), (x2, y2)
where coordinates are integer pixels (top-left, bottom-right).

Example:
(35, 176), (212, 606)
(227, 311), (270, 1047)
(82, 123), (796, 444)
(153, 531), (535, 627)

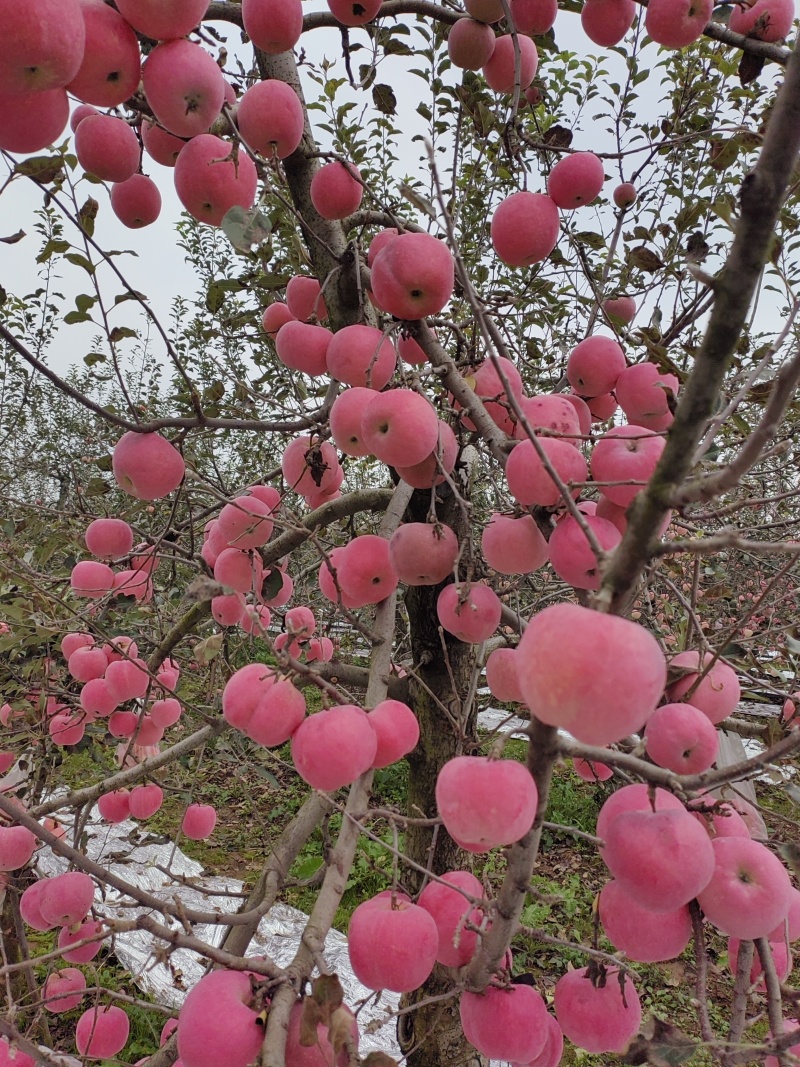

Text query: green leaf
(108, 326), (137, 343)
(574, 230), (606, 250)
(84, 352), (107, 367)
(64, 310), (93, 325)
(78, 197), (99, 237)
(65, 252), (95, 274)
(221, 205), (273, 254)
(84, 477), (110, 496)
(372, 83), (397, 116)
(399, 182), (436, 220)
(36, 239), (70, 263)
(14, 155), (65, 184)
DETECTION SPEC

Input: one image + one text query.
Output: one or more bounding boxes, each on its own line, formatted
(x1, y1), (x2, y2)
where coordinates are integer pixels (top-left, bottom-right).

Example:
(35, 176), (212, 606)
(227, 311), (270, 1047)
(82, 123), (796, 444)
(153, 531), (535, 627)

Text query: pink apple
(389, 521), (459, 585)
(566, 335), (626, 397)
(516, 603), (667, 746)
(237, 78), (305, 158)
(461, 984), (550, 1063)
(729, 0), (794, 40)
(510, 0), (559, 34)
(590, 425), (666, 507)
(286, 275), (328, 322)
(482, 513), (549, 574)
(645, 0), (714, 48)
(485, 647), (524, 703)
(436, 755), (538, 852)
(554, 966), (641, 1053)
(491, 191), (560, 267)
(602, 294), (637, 324)
(242, 0), (303, 54)
(182, 804), (217, 840)
(68, 0), (140, 107)
(112, 431), (185, 500)
(44, 967), (86, 1014)
(548, 513), (622, 590)
(448, 18), (496, 70)
(644, 702), (718, 774)
(370, 232), (455, 319)
(330, 388), (376, 456)
(326, 325), (397, 390)
(178, 971), (262, 1067)
(697, 837), (792, 939)
(482, 34), (538, 93)
(613, 181), (637, 208)
(142, 119), (187, 167)
(395, 420), (458, 489)
(348, 895), (438, 992)
(505, 437), (587, 507)
(335, 534), (399, 607)
(84, 518), (133, 559)
(548, 152), (605, 208)
(291, 705), (377, 790)
(174, 134), (258, 227)
(0, 87), (70, 154)
(367, 699), (419, 768)
(310, 160), (363, 219)
(111, 175), (162, 229)
(115, 0), (209, 40)
(436, 582), (502, 644)
(0, 0), (85, 95)
(361, 389), (439, 467)
(666, 650), (741, 725)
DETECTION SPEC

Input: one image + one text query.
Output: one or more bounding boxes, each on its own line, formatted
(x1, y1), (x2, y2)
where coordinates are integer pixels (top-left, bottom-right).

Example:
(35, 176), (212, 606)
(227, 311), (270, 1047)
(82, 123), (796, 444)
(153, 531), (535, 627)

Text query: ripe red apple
(572, 756), (613, 782)
(242, 0), (303, 53)
(697, 837), (792, 939)
(603, 807), (715, 911)
(581, 0), (637, 46)
(516, 603), (667, 746)
(666, 650), (741, 724)
(729, 0), (794, 39)
(554, 966), (641, 1053)
(44, 967), (86, 1014)
(485, 646), (524, 703)
(436, 755), (538, 852)
(510, 0), (559, 34)
(68, 0), (141, 107)
(615, 362), (678, 431)
(97, 789), (131, 824)
(129, 784), (164, 820)
(70, 561), (114, 598)
(505, 437), (587, 507)
(395, 420), (458, 489)
(348, 895), (439, 992)
(590, 425), (666, 507)
(437, 582), (502, 644)
(182, 804), (217, 840)
(491, 191), (560, 267)
(389, 521), (459, 586)
(223, 662), (276, 732)
(335, 533), (399, 607)
(58, 919), (105, 964)
(142, 119), (187, 167)
(602, 294), (637, 324)
(370, 232), (455, 319)
(566, 335), (626, 397)
(361, 389), (439, 467)
(177, 970), (263, 1067)
(448, 18), (497, 70)
(143, 40), (225, 139)
(645, 0), (714, 48)
(613, 181), (637, 208)
(115, 0), (209, 40)
(548, 514), (621, 590)
(310, 160), (363, 219)
(282, 436), (340, 497)
(644, 701), (718, 774)
(262, 301), (295, 338)
(291, 705), (377, 790)
(112, 431), (185, 500)
(514, 394), (581, 442)
(174, 134), (258, 227)
(39, 871), (94, 927)
(482, 34), (538, 93)
(548, 152), (605, 208)
(326, 324), (397, 389)
(111, 174), (162, 229)
(367, 699), (420, 767)
(286, 275), (328, 321)
(0, 87), (69, 154)
(418, 870), (484, 967)
(237, 78), (305, 158)
(330, 388), (375, 456)
(461, 984), (550, 1063)
(0, 0), (85, 95)
(482, 513), (549, 575)
(275, 320), (332, 377)
(245, 679), (306, 747)
(84, 518), (133, 559)
(0, 826), (36, 872)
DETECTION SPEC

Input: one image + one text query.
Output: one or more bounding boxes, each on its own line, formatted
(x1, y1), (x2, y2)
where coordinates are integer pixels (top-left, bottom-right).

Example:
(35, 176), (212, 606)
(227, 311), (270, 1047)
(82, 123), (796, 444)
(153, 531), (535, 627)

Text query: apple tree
(2, 1), (800, 1066)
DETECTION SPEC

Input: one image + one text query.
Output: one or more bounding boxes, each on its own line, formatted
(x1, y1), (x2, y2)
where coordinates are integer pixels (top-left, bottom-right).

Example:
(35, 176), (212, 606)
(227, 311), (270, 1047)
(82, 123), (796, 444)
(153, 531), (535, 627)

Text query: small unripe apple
(613, 181), (637, 208)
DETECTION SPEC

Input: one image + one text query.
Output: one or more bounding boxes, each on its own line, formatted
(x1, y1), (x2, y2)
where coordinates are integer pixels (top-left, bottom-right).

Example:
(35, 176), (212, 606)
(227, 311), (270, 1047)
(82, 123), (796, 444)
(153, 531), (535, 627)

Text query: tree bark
(398, 481), (488, 1067)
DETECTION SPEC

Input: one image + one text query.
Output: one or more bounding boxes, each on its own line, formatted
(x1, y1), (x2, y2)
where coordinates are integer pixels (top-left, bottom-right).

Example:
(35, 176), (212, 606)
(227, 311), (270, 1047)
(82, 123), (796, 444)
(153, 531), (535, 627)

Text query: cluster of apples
(70, 516), (160, 603)
(223, 661), (420, 786)
(54, 627), (181, 749)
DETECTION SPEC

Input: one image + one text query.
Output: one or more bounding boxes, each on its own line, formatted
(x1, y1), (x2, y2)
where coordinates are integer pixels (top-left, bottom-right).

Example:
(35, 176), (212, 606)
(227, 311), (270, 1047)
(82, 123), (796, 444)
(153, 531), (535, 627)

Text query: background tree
(1, 2), (800, 1066)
